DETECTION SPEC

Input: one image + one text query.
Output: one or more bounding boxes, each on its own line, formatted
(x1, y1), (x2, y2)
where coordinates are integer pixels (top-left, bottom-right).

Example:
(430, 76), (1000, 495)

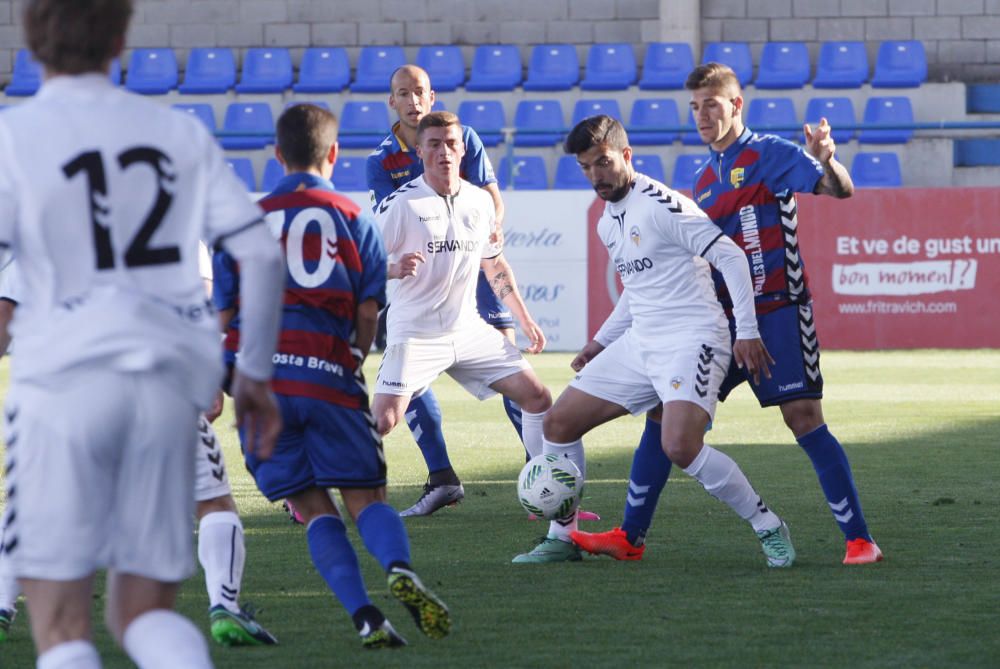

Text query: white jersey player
(513, 115), (795, 568)
(371, 111), (552, 462)
(0, 2), (283, 668)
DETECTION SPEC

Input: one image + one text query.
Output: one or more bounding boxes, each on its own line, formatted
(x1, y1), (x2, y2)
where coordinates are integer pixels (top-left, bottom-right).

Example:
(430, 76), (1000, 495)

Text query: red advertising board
(588, 188), (1000, 349)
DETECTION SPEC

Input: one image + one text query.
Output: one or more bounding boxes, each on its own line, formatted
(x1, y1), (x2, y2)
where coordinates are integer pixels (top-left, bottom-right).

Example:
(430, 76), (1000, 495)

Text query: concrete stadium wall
(0, 0), (996, 81)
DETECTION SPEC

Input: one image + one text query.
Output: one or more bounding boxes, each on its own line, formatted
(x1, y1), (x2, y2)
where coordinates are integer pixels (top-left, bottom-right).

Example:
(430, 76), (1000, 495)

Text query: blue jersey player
(215, 104), (451, 648)
(366, 64), (530, 518)
(572, 63), (882, 566)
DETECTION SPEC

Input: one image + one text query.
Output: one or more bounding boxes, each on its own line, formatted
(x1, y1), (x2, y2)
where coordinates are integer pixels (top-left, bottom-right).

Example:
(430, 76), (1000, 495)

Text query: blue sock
(502, 396), (525, 448)
(306, 515), (371, 616)
(405, 390), (452, 474)
(621, 418), (672, 546)
(356, 502), (411, 572)
(797, 424), (871, 541)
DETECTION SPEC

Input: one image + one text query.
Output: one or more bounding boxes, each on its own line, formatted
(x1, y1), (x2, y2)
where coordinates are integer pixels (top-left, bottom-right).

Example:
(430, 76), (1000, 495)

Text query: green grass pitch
(1, 350), (998, 667)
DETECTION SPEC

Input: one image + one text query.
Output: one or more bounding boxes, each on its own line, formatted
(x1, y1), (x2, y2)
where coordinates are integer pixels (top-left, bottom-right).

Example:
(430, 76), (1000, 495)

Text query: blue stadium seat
(226, 158), (256, 192)
(338, 101), (390, 149)
(858, 96), (914, 144)
(126, 49), (178, 94)
(701, 42), (752, 86)
(457, 100), (506, 147)
(629, 99), (680, 145)
(332, 156), (367, 191)
(553, 155), (590, 190)
(466, 45), (522, 91)
(754, 42), (810, 89)
(871, 41), (927, 88)
(350, 46), (405, 93)
(220, 103), (274, 150)
(109, 59), (122, 86)
(432, 99), (446, 111)
(236, 48), (293, 93)
(523, 44), (579, 91)
(632, 154), (665, 183)
(416, 46), (466, 92)
(672, 154), (709, 191)
(639, 43), (694, 90)
(572, 99), (623, 126)
(851, 152), (902, 187)
(179, 48), (236, 93)
(293, 47), (350, 93)
(172, 103), (216, 133)
(746, 97), (798, 141)
(582, 43), (637, 90)
(812, 41), (868, 89)
(804, 97), (856, 144)
(497, 156), (548, 190)
(681, 108), (704, 146)
(5, 49), (42, 96)
(284, 100), (331, 112)
(261, 158), (284, 192)
(513, 100), (565, 147)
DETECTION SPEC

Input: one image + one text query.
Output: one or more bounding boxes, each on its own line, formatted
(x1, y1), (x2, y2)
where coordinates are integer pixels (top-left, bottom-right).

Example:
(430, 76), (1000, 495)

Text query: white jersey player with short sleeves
(377, 175), (501, 344)
(573, 173), (759, 418)
(374, 175), (528, 399)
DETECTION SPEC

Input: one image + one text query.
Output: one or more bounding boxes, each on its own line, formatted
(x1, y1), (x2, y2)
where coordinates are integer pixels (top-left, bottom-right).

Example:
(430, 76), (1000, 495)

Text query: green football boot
(756, 520), (796, 568)
(512, 536), (583, 564)
(387, 567), (451, 640)
(209, 604), (278, 646)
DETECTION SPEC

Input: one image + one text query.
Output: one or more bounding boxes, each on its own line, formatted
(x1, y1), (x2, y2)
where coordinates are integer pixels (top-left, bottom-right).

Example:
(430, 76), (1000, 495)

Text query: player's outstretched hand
(232, 372), (282, 460)
(521, 317), (547, 354)
(733, 337), (775, 386)
(205, 389), (225, 423)
(804, 117), (836, 164)
(571, 340), (606, 372)
(388, 251), (425, 279)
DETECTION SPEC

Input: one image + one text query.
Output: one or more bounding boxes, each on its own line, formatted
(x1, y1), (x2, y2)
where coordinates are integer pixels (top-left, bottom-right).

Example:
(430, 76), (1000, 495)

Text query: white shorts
(194, 414), (231, 502)
(570, 328), (731, 418)
(376, 321), (530, 400)
(3, 367), (199, 582)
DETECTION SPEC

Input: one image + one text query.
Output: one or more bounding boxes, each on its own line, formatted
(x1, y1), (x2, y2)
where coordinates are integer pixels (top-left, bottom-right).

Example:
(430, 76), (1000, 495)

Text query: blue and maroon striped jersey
(692, 127), (823, 314)
(214, 173), (386, 408)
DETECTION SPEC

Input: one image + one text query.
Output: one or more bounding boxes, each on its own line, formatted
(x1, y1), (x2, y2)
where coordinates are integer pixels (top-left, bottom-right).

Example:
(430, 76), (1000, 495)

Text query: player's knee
(661, 431), (700, 469)
(520, 384), (552, 414)
(781, 401), (824, 438)
(542, 406), (579, 443)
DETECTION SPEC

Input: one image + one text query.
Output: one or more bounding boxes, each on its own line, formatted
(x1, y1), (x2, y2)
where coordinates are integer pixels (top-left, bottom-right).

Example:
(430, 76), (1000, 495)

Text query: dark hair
(276, 104), (339, 170)
(24, 0), (132, 75)
(417, 110), (461, 141)
(563, 114), (629, 155)
(685, 62), (741, 94)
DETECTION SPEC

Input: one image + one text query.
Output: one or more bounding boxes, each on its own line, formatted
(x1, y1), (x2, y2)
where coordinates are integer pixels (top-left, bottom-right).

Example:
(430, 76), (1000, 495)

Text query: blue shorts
(718, 303), (824, 407)
(243, 395), (386, 501)
(476, 269), (514, 329)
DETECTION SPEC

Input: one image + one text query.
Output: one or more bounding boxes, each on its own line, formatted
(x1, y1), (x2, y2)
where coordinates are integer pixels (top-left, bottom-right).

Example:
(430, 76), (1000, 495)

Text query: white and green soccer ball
(517, 453), (583, 520)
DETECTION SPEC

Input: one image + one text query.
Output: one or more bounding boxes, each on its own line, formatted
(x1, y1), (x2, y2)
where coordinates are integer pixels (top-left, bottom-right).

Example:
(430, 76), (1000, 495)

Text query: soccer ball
(517, 453), (583, 520)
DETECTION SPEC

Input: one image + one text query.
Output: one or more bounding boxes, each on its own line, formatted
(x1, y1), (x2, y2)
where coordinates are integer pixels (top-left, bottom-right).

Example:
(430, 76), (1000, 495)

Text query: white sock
(122, 609), (213, 669)
(197, 511), (245, 612)
(543, 438), (586, 542)
(519, 409), (546, 459)
(37, 640), (101, 669)
(682, 444), (780, 533)
(0, 548), (20, 611)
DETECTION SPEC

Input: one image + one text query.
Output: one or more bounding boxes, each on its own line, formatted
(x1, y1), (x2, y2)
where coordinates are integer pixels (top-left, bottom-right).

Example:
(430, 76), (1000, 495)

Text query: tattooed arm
(481, 253), (546, 354)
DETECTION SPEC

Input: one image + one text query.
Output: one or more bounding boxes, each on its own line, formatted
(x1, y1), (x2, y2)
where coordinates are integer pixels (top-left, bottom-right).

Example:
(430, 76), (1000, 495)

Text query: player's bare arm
(388, 251), (425, 279)
(482, 182), (506, 244)
(481, 253), (546, 354)
(353, 298), (380, 361)
(0, 299), (14, 356)
(231, 372), (281, 461)
(804, 118), (854, 199)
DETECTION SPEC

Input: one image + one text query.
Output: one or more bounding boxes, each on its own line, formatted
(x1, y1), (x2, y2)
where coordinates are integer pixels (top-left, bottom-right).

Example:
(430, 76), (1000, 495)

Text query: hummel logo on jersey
(419, 215), (441, 223)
